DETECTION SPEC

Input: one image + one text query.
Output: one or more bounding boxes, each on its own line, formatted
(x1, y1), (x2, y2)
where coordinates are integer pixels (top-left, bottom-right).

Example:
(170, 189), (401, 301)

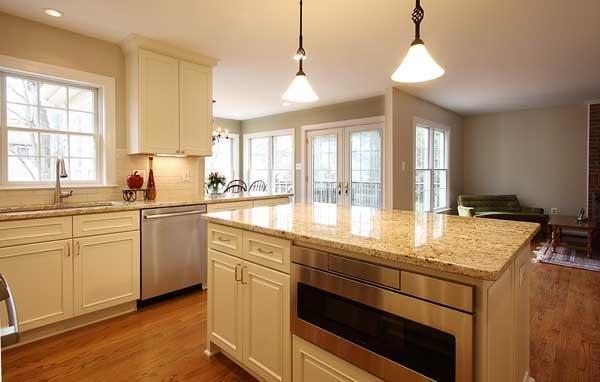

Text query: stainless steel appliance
(141, 204), (207, 301)
(0, 274), (19, 346)
(291, 246), (473, 382)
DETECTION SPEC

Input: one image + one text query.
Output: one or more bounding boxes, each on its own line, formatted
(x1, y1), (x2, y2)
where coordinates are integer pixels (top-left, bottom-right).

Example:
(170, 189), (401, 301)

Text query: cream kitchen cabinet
(207, 249), (243, 361)
(242, 260), (290, 382)
(207, 231), (291, 382)
(0, 240), (73, 332)
(0, 212), (140, 338)
(73, 231), (140, 316)
(293, 336), (383, 382)
(123, 35), (217, 156)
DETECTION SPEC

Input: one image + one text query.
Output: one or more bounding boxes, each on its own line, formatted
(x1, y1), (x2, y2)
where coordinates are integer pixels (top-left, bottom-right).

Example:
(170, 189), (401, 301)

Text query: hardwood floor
(530, 263), (600, 382)
(2, 291), (255, 382)
(2, 263), (599, 382)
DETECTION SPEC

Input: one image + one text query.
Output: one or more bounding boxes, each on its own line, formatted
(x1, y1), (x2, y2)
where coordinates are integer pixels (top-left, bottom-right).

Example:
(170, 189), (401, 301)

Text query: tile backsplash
(0, 149), (205, 207)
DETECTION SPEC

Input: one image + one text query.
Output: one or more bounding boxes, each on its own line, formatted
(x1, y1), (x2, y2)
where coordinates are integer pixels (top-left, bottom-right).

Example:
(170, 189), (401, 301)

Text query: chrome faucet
(54, 158), (73, 205)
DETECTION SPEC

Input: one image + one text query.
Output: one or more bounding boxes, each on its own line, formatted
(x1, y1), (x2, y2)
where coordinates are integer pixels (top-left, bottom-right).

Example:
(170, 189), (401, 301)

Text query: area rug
(534, 243), (600, 272)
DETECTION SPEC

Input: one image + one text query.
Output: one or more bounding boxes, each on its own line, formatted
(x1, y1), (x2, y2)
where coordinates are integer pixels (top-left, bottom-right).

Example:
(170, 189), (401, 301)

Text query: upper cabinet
(122, 34), (217, 156)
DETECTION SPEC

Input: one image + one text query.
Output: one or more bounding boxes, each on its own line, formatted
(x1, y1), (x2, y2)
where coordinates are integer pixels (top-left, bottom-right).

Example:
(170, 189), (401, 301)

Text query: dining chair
(248, 180), (267, 192)
(224, 179), (247, 193)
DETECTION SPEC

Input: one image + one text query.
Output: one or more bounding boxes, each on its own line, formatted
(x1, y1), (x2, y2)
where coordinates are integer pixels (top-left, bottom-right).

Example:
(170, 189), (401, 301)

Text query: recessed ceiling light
(44, 8), (63, 17)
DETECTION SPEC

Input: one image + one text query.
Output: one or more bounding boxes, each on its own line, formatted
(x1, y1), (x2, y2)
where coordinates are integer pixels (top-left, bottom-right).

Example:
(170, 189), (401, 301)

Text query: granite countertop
(0, 192), (292, 222)
(203, 203), (540, 281)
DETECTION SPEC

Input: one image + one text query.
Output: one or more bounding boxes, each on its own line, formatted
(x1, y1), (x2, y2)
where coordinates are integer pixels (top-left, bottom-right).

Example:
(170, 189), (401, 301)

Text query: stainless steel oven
(291, 246), (473, 382)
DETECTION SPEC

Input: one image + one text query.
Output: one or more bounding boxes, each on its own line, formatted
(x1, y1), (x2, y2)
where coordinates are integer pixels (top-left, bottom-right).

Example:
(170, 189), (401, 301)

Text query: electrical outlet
(551, 208), (558, 215)
(184, 170), (192, 183)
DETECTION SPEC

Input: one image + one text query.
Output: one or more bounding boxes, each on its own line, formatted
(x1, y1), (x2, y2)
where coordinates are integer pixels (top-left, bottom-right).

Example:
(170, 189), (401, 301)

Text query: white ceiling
(1, 0), (599, 120)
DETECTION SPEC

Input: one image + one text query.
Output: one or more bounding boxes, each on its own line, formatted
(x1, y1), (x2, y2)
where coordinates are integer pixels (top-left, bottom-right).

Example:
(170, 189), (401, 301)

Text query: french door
(307, 125), (382, 208)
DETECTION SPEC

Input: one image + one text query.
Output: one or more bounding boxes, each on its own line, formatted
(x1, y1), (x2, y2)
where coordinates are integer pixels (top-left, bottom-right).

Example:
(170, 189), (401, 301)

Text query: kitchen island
(203, 203), (539, 382)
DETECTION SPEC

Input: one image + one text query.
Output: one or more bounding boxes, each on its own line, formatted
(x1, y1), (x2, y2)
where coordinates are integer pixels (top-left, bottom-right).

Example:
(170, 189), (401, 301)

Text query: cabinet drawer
(243, 231), (291, 273)
(0, 217), (72, 248)
(252, 197), (290, 207)
(73, 211), (140, 238)
(207, 201), (253, 213)
(208, 223), (243, 257)
(293, 335), (383, 382)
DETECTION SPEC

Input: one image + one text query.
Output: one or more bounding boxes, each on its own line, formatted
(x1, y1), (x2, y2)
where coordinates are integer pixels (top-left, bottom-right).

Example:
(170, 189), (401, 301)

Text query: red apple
(126, 171), (144, 189)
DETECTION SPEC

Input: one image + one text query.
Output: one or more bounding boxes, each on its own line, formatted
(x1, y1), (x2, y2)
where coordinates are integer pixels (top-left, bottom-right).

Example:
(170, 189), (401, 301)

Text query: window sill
(0, 184), (120, 191)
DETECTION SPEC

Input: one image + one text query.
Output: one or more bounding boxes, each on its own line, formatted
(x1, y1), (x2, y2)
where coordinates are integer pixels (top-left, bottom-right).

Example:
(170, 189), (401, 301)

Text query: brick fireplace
(588, 103), (600, 221)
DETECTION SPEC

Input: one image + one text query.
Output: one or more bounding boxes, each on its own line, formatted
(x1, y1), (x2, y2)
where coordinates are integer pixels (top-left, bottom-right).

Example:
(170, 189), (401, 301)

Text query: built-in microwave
(290, 246), (473, 382)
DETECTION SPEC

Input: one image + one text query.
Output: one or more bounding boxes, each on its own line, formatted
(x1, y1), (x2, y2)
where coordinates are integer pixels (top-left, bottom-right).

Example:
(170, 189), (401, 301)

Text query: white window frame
(0, 54), (116, 189)
(205, 132), (240, 181)
(413, 117), (451, 213)
(243, 128), (295, 193)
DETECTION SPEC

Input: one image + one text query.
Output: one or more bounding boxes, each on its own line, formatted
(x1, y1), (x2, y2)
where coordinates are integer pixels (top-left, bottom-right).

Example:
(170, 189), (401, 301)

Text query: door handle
(337, 182), (342, 196)
(0, 273), (19, 346)
(235, 264), (242, 282)
(241, 266), (248, 284)
(344, 181), (349, 195)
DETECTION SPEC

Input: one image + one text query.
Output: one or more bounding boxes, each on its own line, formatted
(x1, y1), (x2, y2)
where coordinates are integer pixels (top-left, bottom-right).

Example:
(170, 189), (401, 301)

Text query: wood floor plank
(2, 263), (599, 381)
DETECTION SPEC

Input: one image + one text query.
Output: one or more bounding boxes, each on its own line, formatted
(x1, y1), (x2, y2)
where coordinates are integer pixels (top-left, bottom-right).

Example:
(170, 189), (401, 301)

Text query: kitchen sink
(0, 201), (121, 214)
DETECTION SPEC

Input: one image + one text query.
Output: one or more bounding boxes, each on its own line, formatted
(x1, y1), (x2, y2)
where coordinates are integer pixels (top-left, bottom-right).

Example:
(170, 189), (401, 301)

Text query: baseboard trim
(5, 301), (137, 349)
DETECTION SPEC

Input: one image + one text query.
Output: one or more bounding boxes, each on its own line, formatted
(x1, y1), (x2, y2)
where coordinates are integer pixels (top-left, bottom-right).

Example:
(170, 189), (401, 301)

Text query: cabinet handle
(218, 236), (231, 242)
(66, 243), (71, 257)
(75, 241), (80, 256)
(241, 266), (248, 284)
(257, 248), (274, 255)
(234, 264), (242, 282)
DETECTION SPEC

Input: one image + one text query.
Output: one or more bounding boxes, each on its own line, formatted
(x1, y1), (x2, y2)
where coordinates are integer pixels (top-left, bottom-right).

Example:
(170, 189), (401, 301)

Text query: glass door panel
(348, 129), (382, 208)
(308, 131), (340, 204)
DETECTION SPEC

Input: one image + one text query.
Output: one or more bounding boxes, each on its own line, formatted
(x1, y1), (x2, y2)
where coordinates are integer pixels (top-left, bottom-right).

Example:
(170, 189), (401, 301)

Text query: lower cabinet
(73, 231), (140, 316)
(0, 240), (73, 331)
(0, 217), (141, 334)
(207, 250), (243, 360)
(208, 249), (290, 382)
(293, 336), (384, 382)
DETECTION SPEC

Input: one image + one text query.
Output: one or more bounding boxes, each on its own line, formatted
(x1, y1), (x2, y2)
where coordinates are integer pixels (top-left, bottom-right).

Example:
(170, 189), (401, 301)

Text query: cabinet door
(0, 240), (73, 331)
(242, 261), (290, 382)
(138, 49), (180, 154)
(179, 60), (212, 156)
(207, 249), (243, 361)
(73, 232), (140, 316)
(293, 336), (383, 382)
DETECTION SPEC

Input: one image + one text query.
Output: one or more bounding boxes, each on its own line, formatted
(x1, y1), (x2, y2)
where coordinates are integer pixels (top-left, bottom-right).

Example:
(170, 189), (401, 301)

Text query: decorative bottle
(146, 156), (157, 200)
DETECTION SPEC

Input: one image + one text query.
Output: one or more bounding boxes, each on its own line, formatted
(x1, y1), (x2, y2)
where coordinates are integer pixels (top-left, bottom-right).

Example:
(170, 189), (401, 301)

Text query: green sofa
(457, 194), (549, 239)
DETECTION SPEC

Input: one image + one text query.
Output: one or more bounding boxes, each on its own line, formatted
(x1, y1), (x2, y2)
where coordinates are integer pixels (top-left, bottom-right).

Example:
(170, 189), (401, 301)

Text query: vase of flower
(206, 172), (226, 194)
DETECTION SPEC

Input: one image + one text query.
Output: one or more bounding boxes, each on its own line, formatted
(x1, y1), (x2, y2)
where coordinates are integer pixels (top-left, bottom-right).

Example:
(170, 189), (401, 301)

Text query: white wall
(463, 104), (588, 215)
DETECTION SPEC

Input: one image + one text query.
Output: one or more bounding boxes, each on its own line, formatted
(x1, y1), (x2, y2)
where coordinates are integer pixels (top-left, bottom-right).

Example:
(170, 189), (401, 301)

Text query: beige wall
(390, 88), (464, 210)
(463, 104), (588, 215)
(242, 96), (385, 200)
(0, 12), (205, 204)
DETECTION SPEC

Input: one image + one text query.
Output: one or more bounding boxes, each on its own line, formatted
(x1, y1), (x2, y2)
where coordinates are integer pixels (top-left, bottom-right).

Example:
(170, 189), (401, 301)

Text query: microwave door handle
(0, 273), (19, 346)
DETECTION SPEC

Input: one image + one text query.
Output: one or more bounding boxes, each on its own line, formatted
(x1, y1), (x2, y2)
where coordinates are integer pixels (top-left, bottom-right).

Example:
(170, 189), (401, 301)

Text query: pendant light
(282, 0), (319, 103)
(391, 0), (445, 83)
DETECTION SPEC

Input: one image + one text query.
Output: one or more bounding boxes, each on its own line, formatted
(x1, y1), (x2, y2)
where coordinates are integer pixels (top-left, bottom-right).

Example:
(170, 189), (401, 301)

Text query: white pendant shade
(282, 73), (319, 103)
(391, 43), (445, 83)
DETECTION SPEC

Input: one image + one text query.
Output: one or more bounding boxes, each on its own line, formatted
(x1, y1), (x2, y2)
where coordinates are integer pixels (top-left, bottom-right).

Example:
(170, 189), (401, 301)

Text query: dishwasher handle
(143, 210), (206, 220)
(0, 273), (19, 346)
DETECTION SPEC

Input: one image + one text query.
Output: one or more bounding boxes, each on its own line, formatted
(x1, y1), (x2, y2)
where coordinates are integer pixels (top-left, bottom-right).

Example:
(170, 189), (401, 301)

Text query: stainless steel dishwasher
(141, 204), (207, 301)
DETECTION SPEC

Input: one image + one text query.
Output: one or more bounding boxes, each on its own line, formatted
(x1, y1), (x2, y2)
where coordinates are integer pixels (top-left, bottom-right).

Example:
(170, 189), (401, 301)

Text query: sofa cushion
(458, 194), (521, 214)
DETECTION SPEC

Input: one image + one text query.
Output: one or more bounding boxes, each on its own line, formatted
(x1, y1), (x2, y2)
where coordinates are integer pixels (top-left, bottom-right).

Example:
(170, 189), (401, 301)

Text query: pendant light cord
(296, 0), (306, 75)
(411, 0), (425, 45)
